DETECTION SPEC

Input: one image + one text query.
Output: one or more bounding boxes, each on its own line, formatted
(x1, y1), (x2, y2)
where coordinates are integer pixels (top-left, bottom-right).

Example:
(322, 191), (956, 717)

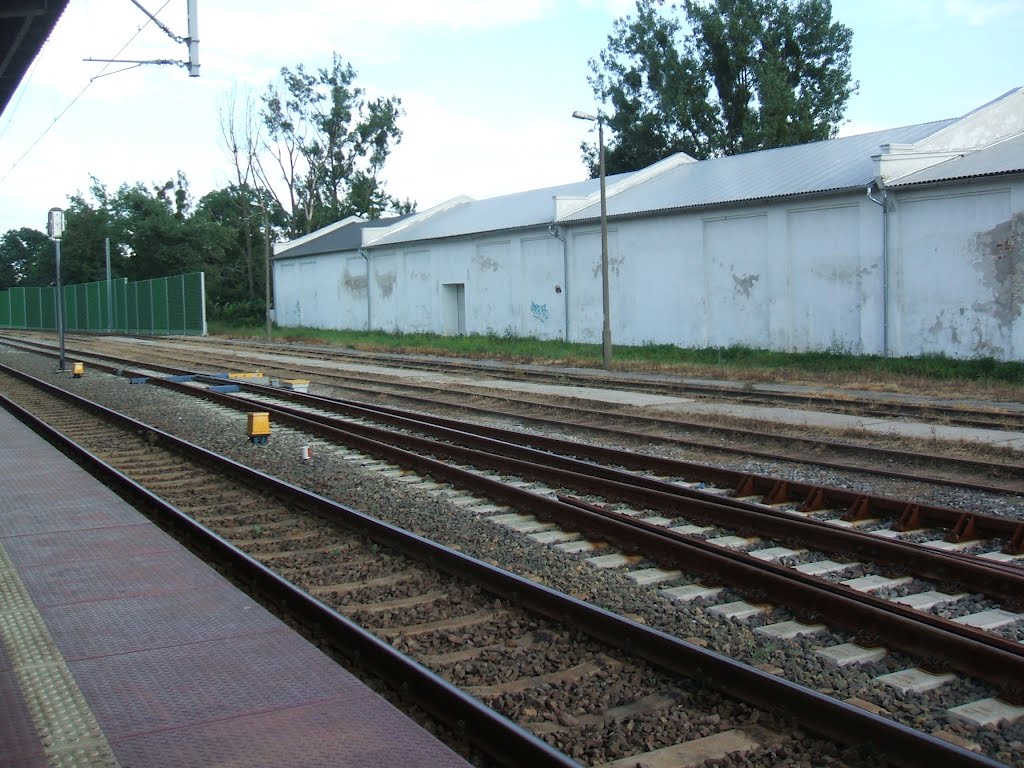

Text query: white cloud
(331, 0), (556, 29)
(380, 91), (589, 209)
(943, 0), (1024, 25)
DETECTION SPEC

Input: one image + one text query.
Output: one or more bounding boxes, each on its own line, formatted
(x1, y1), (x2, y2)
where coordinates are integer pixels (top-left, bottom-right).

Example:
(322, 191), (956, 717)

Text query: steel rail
(82, 367), (1024, 690)
(0, 367), (1004, 768)
(179, 334), (1023, 430)
(8, 330), (1024, 428)
(183, 376), (1024, 601)
(257, 374), (1024, 492)
(0, 375), (577, 768)
(4, 334), (1022, 495)
(3, 339), (1020, 581)
(233, 381), (1024, 552)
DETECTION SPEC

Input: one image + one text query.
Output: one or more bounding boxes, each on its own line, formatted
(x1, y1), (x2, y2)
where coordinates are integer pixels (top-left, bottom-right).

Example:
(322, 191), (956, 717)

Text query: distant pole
(263, 202), (272, 342)
(186, 0), (200, 77)
(105, 237), (112, 331)
(571, 110), (613, 369)
(597, 117), (611, 370)
(55, 239), (65, 370)
(48, 208), (66, 371)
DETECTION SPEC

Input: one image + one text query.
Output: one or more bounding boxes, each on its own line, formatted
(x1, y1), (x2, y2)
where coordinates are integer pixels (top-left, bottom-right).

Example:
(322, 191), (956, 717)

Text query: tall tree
(260, 52), (413, 236)
(219, 87), (264, 301)
(194, 184), (285, 315)
(587, 0), (856, 173)
(94, 175), (228, 282)
(0, 227), (51, 288)
(60, 180), (126, 286)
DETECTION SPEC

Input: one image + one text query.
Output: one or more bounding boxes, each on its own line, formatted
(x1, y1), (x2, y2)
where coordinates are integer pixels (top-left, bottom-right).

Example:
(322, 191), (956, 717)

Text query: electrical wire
(0, 0), (172, 185)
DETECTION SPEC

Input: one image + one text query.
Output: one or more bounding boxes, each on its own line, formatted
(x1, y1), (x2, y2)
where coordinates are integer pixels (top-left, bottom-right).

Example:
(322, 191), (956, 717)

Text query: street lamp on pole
(572, 110), (612, 369)
(47, 207), (66, 372)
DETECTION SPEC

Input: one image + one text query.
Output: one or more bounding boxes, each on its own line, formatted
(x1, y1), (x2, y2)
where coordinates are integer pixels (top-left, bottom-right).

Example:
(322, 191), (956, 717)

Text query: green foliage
(587, 0), (856, 173)
(209, 298), (267, 324)
(0, 227), (51, 288)
(194, 184), (285, 310)
(261, 52), (413, 235)
(59, 180), (127, 285)
(2, 53), (419, 311)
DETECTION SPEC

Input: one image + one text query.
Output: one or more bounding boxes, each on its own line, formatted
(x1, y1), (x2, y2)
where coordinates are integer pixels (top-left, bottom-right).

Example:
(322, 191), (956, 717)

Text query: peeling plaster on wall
(732, 272), (760, 298)
(932, 302), (1007, 357)
(590, 253), (624, 279)
(973, 212), (1023, 332)
(926, 311), (962, 345)
(814, 263), (877, 282)
(376, 270), (397, 298)
(474, 255), (501, 272)
(970, 314), (1004, 357)
(341, 272), (367, 294)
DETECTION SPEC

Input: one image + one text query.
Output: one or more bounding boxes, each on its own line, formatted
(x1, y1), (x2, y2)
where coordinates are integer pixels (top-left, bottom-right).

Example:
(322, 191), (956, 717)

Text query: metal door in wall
(521, 237), (565, 340)
(442, 283), (465, 335)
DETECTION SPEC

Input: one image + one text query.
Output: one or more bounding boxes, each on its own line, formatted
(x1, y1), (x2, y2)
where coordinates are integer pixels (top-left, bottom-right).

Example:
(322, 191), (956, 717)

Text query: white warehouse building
(273, 87), (1024, 360)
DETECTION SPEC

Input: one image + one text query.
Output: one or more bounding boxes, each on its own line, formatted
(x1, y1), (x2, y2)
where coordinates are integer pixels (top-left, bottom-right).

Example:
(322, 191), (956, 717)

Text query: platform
(0, 407), (472, 768)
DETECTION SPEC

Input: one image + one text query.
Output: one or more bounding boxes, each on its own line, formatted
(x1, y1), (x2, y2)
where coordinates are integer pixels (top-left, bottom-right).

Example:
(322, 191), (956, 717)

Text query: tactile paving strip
(0, 539), (120, 767)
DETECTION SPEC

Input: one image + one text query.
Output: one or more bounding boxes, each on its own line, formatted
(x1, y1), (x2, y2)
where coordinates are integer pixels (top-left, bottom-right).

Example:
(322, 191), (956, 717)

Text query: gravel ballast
(3, 344), (1022, 767)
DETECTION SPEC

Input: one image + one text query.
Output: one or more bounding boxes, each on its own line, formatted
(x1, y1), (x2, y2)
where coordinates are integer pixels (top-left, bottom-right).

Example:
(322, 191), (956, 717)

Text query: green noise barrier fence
(0, 272), (206, 336)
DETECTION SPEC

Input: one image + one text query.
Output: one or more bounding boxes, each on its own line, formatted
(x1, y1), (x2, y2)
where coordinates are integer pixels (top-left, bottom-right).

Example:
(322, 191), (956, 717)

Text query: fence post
(105, 238), (112, 332)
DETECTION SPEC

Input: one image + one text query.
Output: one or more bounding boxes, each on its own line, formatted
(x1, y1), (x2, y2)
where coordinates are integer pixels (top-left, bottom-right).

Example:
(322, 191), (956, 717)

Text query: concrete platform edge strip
(0, 540), (120, 767)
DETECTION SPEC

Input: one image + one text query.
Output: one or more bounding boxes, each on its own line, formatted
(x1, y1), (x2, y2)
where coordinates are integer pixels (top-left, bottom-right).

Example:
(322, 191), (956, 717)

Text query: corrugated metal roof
(889, 132), (1024, 187)
(275, 214), (412, 259)
(365, 175), (634, 247)
(282, 110), (1011, 254)
(562, 119), (957, 221)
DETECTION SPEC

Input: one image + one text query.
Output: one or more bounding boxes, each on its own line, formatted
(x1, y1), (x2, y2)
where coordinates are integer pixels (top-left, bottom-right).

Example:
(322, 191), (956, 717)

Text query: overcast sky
(1, 0), (1022, 236)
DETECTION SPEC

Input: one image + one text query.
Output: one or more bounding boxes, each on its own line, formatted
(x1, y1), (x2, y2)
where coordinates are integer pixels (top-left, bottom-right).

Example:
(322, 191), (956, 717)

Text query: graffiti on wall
(531, 302), (549, 323)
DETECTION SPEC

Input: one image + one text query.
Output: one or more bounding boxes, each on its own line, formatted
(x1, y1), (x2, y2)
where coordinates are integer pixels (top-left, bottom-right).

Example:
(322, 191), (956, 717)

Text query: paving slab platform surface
(0, 408), (471, 768)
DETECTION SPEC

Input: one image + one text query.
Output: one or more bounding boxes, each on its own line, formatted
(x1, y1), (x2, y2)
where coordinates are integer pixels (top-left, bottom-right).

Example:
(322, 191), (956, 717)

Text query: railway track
(2, 344), (1023, 765)
(123, 367), (1024, 688)
(1, 364), (1007, 766)
(3, 333), (1023, 501)
(217, 379), (1024, 563)
(142, 334), (1024, 431)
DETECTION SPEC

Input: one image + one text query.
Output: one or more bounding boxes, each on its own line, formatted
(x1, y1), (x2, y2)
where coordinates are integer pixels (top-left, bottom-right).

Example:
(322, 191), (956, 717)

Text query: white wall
(574, 179), (1021, 359)
(366, 230), (566, 339)
(563, 192), (879, 353)
(889, 178), (1023, 359)
(275, 177), (1023, 360)
(273, 252), (369, 329)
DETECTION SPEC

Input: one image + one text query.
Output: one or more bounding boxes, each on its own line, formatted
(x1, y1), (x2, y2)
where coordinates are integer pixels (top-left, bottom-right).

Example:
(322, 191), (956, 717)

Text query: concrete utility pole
(87, 1), (199, 76)
(572, 110), (612, 369)
(186, 0), (200, 77)
(263, 200), (272, 342)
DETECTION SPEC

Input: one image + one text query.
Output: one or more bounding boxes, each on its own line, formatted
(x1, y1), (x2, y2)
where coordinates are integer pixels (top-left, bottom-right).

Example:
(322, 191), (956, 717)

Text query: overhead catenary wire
(0, 0), (172, 185)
